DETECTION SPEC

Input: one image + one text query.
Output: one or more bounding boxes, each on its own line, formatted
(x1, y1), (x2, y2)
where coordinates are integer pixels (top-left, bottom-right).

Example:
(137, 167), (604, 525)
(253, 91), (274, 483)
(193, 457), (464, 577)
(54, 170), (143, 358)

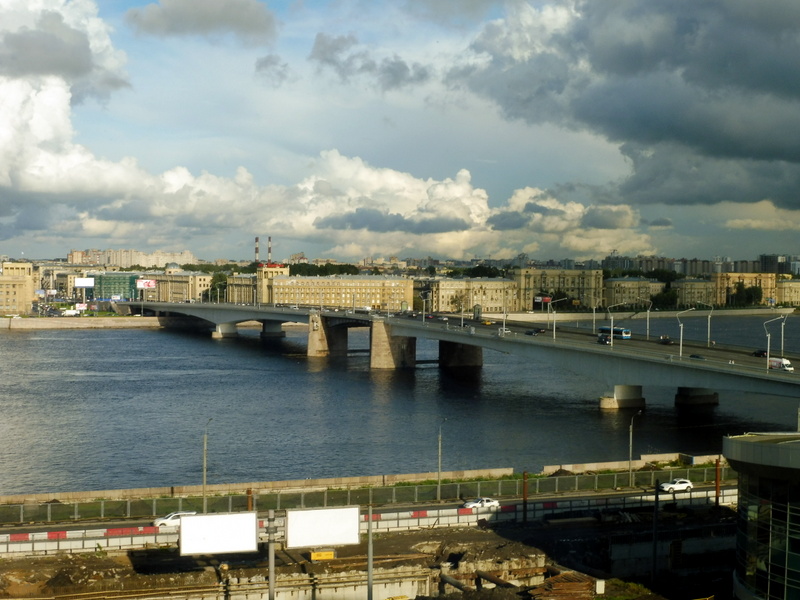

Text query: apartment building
(427, 278), (518, 314)
(270, 275), (414, 312)
(512, 268), (604, 310)
(0, 262), (37, 315)
(603, 276), (665, 308)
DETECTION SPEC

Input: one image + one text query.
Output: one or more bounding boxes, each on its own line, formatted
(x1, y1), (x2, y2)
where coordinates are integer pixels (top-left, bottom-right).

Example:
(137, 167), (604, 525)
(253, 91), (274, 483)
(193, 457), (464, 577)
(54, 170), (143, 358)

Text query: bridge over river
(118, 301), (800, 409)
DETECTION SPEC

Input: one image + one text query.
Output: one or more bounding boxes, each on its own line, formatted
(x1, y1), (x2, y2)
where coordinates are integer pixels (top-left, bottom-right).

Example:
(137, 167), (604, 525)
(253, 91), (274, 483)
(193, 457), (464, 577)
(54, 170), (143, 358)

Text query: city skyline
(3, 2), (800, 262)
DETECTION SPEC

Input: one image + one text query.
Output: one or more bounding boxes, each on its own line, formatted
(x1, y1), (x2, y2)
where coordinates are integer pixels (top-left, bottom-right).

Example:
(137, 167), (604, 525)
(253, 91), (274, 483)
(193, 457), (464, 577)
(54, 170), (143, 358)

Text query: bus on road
(598, 326), (632, 339)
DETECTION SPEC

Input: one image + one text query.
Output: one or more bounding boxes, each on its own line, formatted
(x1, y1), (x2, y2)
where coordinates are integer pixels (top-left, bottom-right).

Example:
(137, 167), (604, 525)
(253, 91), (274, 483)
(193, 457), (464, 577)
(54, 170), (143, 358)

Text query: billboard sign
(179, 512), (258, 556)
(286, 506), (360, 549)
(74, 277), (95, 288)
(136, 279), (156, 289)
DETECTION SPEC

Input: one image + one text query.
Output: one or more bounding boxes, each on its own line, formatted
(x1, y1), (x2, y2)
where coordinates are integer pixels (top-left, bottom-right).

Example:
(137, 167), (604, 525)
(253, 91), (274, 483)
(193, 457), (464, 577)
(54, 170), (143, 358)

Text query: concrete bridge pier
(599, 385), (646, 410)
(211, 322), (238, 339)
(307, 314), (348, 357)
(370, 320), (416, 369)
(438, 340), (483, 368)
(675, 387), (719, 406)
(259, 321), (286, 339)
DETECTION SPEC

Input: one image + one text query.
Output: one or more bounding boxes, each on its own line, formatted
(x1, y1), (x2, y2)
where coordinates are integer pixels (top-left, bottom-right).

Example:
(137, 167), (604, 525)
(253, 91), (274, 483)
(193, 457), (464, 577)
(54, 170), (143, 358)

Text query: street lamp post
(437, 418), (447, 501)
(696, 302), (714, 348)
(637, 298), (653, 341)
(549, 297), (568, 340)
(782, 315), (788, 358)
(629, 410), (642, 487)
(764, 316), (783, 370)
(203, 417), (213, 513)
(606, 302), (627, 348)
(676, 308), (696, 357)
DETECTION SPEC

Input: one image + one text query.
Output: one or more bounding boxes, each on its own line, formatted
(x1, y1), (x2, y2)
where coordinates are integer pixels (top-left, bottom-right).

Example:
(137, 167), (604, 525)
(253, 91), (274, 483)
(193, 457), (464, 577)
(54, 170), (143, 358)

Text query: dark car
(689, 354), (705, 360)
(597, 334), (611, 345)
(752, 349), (768, 357)
(524, 330), (537, 336)
(658, 335), (674, 345)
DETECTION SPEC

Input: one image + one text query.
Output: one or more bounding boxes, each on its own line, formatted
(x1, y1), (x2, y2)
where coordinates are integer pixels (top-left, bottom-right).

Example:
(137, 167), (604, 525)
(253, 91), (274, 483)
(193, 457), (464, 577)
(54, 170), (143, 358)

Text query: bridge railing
(0, 466), (734, 525)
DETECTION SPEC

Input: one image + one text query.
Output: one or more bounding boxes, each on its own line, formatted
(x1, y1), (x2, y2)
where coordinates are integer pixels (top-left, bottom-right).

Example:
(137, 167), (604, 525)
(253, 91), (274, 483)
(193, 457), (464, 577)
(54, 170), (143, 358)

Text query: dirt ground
(0, 523), (666, 599)
(0, 527), (509, 597)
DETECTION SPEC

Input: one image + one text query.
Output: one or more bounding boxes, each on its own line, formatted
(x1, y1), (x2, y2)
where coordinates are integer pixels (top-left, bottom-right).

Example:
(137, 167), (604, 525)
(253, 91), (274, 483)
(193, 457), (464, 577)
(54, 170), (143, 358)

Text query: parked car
(752, 349), (768, 357)
(153, 511), (197, 527)
(462, 497), (500, 509)
(658, 478), (693, 493)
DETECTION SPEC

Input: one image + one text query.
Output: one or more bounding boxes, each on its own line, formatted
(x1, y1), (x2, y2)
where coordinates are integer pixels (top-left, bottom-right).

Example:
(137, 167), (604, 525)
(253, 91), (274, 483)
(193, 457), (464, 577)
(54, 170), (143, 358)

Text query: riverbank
(0, 316), (163, 330)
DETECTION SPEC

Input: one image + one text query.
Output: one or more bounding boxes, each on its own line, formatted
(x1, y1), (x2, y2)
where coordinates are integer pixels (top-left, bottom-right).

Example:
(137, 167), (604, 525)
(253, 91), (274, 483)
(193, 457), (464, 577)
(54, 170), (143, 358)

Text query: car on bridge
(658, 478), (693, 493)
(153, 511), (196, 528)
(462, 497), (500, 509)
(752, 349), (768, 357)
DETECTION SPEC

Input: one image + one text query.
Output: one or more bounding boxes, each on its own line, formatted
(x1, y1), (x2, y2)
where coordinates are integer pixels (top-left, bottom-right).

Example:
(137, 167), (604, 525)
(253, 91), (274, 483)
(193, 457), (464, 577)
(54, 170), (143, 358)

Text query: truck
(769, 357), (794, 372)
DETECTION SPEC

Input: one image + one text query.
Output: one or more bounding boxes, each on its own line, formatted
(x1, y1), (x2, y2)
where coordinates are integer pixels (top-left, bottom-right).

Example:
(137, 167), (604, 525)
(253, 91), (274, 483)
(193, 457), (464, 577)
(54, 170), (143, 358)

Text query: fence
(0, 466), (734, 526)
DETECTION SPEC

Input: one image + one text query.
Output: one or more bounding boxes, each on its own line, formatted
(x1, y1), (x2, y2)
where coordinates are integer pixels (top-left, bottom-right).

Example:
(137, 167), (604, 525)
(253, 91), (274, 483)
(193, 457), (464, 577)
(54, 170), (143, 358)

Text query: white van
(769, 357), (794, 372)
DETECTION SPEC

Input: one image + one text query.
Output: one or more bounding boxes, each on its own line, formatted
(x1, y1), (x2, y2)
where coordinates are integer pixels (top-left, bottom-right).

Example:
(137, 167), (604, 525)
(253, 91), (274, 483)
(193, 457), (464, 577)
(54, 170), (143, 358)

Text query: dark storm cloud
(255, 54), (291, 87)
(580, 206), (637, 229)
(453, 0), (800, 209)
(0, 11), (127, 102)
(309, 33), (431, 91)
(646, 217), (673, 228)
(126, 0), (278, 46)
(0, 12), (92, 78)
(523, 203), (566, 217)
(486, 211), (529, 230)
(315, 207), (469, 234)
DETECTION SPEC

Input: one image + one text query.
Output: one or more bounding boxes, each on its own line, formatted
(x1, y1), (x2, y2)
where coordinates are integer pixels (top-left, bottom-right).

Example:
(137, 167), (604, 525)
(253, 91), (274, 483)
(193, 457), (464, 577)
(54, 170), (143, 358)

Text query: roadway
(0, 481), (731, 536)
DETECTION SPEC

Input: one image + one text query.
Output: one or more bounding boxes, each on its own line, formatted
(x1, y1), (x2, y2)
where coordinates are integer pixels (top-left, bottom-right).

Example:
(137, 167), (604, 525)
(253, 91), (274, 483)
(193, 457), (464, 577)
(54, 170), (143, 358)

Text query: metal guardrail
(0, 466), (734, 526)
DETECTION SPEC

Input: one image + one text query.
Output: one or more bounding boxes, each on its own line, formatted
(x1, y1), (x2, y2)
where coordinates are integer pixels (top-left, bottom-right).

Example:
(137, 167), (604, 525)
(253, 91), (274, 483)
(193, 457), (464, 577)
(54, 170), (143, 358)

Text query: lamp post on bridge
(696, 302), (714, 348)
(548, 297), (568, 340)
(676, 308), (695, 358)
(606, 302), (627, 348)
(637, 298), (653, 341)
(764, 315), (784, 370)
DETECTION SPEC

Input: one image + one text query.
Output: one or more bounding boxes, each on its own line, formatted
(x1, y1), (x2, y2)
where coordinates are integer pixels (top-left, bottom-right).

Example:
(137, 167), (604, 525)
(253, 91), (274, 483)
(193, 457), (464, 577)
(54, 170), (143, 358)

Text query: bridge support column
(369, 320), (416, 369)
(438, 340), (483, 368)
(675, 387), (719, 406)
(259, 322), (285, 339)
(211, 323), (238, 339)
(307, 314), (348, 357)
(599, 385), (645, 410)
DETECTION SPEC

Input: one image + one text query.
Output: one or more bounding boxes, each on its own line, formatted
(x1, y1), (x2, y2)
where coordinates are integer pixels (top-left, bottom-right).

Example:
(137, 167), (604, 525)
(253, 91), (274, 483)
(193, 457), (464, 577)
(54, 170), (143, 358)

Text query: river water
(0, 313), (797, 496)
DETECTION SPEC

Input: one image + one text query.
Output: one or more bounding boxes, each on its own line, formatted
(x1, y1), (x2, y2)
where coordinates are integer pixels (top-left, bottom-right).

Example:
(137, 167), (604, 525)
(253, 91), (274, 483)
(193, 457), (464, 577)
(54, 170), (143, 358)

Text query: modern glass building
(724, 432), (800, 600)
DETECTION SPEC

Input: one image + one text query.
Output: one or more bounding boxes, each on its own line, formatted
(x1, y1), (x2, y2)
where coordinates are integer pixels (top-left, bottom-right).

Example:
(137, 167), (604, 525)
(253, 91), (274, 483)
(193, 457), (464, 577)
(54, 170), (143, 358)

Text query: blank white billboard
(286, 506), (360, 549)
(74, 277), (95, 288)
(179, 512), (258, 556)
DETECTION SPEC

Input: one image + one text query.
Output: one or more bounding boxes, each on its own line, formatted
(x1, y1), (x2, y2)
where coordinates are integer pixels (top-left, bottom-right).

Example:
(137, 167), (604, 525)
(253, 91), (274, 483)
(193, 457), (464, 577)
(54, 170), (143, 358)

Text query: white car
(153, 511), (197, 527)
(462, 497), (500, 509)
(658, 478), (693, 493)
